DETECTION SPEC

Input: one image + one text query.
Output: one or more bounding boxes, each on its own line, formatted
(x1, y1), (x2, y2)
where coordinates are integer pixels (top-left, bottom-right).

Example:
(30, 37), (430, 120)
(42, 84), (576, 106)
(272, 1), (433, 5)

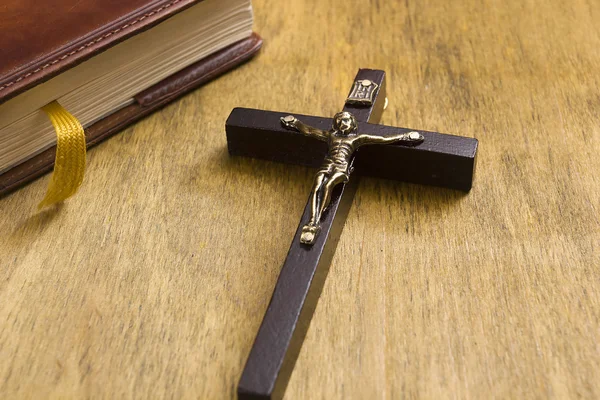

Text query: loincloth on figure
(317, 157), (352, 182)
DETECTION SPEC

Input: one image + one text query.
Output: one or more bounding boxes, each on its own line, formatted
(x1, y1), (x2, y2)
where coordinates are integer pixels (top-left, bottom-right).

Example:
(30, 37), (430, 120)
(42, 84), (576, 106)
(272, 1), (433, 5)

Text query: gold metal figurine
(281, 111), (424, 245)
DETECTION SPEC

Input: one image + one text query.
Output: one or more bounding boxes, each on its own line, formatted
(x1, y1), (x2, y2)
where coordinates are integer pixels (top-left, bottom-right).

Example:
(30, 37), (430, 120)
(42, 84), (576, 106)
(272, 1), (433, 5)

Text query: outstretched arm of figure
(280, 115), (329, 142)
(357, 130), (424, 146)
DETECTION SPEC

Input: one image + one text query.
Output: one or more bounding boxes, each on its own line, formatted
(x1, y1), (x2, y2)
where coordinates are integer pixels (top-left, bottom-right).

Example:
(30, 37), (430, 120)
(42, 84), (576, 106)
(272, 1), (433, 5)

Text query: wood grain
(1, 0), (599, 398)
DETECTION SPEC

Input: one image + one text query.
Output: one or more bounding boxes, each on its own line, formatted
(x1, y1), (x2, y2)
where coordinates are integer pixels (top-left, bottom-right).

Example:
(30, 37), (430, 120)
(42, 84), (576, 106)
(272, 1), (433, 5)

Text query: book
(0, 0), (262, 196)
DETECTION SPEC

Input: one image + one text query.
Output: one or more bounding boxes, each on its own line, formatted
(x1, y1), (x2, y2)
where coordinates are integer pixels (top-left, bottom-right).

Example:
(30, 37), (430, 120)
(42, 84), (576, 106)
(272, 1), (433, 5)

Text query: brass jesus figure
(281, 111), (424, 245)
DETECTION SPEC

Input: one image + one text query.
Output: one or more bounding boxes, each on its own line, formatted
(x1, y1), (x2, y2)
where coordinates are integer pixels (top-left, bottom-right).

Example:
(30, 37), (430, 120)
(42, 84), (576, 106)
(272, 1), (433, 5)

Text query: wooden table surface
(1, 0), (599, 398)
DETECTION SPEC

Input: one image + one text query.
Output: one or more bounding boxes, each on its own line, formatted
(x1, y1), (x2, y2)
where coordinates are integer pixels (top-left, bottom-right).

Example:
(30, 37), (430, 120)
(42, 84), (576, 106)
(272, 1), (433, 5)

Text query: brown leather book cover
(0, 0), (262, 196)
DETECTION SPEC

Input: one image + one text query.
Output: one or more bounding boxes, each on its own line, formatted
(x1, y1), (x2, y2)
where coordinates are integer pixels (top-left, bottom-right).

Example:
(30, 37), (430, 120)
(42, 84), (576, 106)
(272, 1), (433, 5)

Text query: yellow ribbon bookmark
(38, 101), (86, 209)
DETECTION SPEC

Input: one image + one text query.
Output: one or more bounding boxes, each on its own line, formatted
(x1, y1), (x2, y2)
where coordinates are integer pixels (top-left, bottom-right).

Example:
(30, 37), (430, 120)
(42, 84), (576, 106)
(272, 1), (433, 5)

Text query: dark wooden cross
(226, 69), (478, 400)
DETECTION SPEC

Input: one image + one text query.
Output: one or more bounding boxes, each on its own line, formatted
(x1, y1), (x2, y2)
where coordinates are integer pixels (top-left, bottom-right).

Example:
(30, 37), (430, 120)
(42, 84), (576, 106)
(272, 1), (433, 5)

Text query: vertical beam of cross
(237, 69), (387, 400)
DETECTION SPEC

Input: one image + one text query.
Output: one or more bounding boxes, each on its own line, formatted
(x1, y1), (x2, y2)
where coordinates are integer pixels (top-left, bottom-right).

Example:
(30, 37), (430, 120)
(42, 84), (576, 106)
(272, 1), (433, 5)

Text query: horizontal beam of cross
(227, 108), (478, 192)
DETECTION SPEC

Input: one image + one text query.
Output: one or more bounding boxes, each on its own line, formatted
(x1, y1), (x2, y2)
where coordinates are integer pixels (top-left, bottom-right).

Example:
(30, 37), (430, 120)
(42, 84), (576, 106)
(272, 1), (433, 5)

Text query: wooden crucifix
(226, 69), (478, 400)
